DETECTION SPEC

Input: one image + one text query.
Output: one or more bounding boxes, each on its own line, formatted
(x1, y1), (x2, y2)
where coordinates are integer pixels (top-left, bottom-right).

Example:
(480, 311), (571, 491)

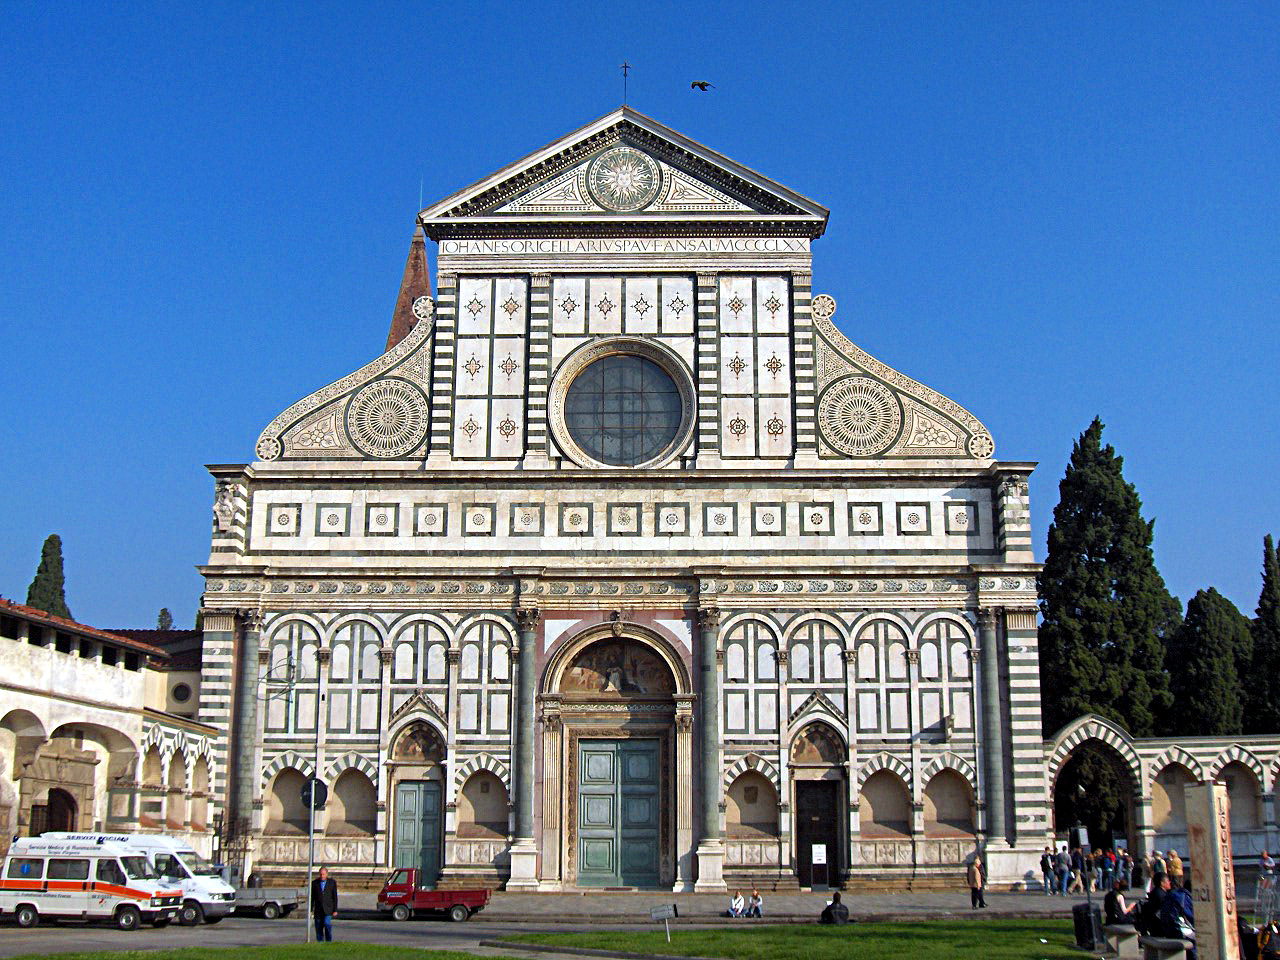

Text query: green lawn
(509, 919), (1085, 960)
(7, 948), (479, 960)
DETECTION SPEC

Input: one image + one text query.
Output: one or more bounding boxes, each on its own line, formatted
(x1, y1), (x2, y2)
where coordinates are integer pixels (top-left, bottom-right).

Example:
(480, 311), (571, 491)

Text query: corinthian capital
(697, 606), (721, 633)
(516, 607), (541, 632)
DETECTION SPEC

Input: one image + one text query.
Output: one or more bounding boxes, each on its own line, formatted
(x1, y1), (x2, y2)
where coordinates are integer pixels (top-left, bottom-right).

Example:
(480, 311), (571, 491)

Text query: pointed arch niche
(537, 622), (694, 891)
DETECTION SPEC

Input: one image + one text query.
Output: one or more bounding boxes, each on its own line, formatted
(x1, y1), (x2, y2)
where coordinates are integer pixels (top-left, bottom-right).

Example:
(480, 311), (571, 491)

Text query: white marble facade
(200, 108), (1047, 889)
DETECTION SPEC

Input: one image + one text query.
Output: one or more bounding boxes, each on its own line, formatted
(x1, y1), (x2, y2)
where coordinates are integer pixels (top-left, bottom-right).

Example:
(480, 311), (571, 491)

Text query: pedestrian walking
(968, 855), (987, 909)
(311, 865), (338, 942)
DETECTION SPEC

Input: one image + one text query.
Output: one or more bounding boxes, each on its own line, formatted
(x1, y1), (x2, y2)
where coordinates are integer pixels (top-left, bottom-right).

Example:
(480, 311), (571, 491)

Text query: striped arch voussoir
(1046, 715), (1142, 790)
(1147, 747), (1205, 785)
(454, 753), (511, 792)
(1208, 745), (1265, 785)
(324, 752), (379, 783)
(857, 751), (912, 789)
(261, 751), (315, 790)
(724, 753), (781, 791)
(921, 752), (978, 789)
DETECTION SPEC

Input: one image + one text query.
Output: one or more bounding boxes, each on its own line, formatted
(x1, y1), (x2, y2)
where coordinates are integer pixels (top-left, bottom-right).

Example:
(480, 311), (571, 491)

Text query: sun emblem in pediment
(587, 146), (661, 212)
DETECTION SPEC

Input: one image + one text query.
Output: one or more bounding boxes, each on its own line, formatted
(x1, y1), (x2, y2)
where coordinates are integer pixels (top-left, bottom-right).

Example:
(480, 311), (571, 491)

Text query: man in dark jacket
(819, 891), (850, 925)
(311, 866), (338, 942)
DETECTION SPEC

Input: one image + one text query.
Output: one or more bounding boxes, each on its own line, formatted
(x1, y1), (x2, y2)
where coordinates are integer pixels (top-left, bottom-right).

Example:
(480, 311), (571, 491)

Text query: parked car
(377, 869), (490, 921)
(232, 886), (300, 919)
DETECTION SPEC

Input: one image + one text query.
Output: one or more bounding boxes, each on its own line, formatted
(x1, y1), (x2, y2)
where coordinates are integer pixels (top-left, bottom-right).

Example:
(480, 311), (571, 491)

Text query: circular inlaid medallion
(345, 377), (428, 459)
(817, 375), (902, 457)
(586, 146), (661, 212)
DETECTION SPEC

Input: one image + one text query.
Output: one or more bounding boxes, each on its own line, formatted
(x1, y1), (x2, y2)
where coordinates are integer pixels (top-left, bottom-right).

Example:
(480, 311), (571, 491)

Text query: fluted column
(695, 605), (726, 889)
(506, 605), (541, 889)
(978, 608), (1008, 847)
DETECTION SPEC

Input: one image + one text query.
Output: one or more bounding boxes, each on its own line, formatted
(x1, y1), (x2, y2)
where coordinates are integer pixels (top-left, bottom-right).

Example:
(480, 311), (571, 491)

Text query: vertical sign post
(812, 843), (828, 892)
(1185, 782), (1240, 960)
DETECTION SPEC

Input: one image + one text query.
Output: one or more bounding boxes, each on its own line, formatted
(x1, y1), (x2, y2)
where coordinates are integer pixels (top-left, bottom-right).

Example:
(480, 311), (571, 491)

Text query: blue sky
(1, 2), (1276, 627)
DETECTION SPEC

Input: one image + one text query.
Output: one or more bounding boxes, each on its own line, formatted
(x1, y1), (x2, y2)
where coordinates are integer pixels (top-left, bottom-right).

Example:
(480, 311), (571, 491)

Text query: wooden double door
(796, 780), (842, 887)
(393, 780), (441, 887)
(577, 739), (661, 887)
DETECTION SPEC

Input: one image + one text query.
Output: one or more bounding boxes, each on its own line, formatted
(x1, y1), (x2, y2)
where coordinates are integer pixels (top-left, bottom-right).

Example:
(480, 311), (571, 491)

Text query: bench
(1103, 923), (1139, 957)
(1138, 936), (1194, 959)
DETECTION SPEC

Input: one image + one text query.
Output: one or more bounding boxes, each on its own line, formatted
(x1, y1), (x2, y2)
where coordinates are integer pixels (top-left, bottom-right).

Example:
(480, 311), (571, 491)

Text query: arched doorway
(540, 626), (693, 890)
(388, 721), (445, 888)
(45, 788), (77, 834)
(791, 722), (848, 886)
(1052, 740), (1137, 852)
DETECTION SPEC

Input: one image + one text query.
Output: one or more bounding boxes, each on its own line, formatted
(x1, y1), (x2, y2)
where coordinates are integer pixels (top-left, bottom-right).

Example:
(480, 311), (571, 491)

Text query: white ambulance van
(41, 833), (236, 925)
(0, 835), (183, 929)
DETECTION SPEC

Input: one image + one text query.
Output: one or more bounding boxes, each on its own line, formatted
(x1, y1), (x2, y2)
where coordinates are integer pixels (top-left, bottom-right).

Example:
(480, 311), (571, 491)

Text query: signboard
(1185, 782), (1240, 960)
(300, 777), (328, 811)
(649, 904), (678, 921)
(812, 844), (827, 865)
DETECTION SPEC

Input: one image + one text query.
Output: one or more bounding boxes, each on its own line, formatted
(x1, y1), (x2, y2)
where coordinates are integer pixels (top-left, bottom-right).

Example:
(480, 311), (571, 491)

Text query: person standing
(311, 866), (338, 942)
(968, 855), (987, 909)
(1167, 849), (1184, 888)
(1041, 847), (1056, 895)
(1056, 845), (1072, 895)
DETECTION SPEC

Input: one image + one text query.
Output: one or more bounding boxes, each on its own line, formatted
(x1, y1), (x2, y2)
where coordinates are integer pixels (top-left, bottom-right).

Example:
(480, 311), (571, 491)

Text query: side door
(46, 857), (90, 916)
(91, 858), (128, 919)
(617, 741), (660, 887)
(577, 741), (620, 886)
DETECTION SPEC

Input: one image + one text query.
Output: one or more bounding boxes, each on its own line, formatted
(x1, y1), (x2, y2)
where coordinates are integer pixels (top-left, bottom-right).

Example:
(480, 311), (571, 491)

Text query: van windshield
(122, 856), (158, 880)
(181, 850), (222, 877)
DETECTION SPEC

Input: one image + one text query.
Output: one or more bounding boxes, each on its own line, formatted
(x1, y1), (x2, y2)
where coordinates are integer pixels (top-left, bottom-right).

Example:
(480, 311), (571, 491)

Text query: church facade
(199, 108), (1047, 890)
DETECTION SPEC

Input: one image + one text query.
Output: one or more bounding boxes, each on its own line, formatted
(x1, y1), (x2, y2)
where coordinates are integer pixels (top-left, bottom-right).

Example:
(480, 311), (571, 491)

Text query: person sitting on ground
(728, 890), (744, 918)
(1105, 879), (1138, 926)
(819, 891), (850, 925)
(746, 888), (763, 918)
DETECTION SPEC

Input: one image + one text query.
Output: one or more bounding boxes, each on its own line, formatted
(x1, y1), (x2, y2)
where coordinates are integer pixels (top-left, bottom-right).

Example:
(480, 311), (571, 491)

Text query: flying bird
(691, 81), (715, 91)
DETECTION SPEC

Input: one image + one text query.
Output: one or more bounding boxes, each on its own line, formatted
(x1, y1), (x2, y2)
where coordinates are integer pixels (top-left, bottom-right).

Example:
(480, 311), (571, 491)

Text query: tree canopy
(26, 533), (72, 620)
(1167, 588), (1251, 736)
(1038, 418), (1181, 737)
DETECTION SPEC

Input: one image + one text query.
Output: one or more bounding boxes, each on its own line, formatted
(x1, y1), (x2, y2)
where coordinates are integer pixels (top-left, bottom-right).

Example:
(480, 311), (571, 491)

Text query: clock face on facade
(586, 146), (662, 212)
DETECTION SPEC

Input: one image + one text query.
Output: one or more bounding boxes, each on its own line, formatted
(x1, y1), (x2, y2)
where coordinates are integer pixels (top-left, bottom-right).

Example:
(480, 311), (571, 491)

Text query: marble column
(695, 605), (726, 889)
(506, 606), (541, 889)
(232, 610), (264, 860)
(977, 608), (1008, 847)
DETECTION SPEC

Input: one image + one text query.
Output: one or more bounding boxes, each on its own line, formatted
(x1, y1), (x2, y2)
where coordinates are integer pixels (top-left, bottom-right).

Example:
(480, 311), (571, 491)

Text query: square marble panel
(800, 502), (835, 536)
(703, 502), (738, 536)
(413, 503), (448, 537)
(654, 502), (689, 536)
(313, 504), (348, 537)
(607, 502), (643, 536)
(365, 503), (398, 537)
(896, 502), (932, 536)
(510, 503), (544, 537)
(267, 503), (301, 537)
(462, 503), (496, 536)
(559, 503), (593, 536)
(752, 502), (785, 536)
(944, 500), (979, 536)
(849, 502), (884, 536)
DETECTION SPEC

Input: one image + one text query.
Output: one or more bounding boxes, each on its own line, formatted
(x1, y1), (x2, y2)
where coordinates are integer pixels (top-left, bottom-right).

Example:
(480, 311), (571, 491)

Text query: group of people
(1105, 873), (1197, 958)
(1039, 845), (1186, 896)
(727, 888), (764, 918)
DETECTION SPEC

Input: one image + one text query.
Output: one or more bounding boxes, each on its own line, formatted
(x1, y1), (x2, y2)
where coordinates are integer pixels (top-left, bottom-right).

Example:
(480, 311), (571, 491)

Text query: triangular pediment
(420, 107), (828, 236)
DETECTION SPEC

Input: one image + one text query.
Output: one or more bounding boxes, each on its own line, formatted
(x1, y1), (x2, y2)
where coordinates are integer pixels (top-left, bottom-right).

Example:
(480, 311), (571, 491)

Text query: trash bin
(1071, 902), (1104, 950)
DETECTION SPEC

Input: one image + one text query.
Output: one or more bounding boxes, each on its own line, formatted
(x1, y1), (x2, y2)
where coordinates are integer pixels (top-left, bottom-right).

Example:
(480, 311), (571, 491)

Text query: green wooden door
(577, 739), (660, 887)
(393, 780), (440, 887)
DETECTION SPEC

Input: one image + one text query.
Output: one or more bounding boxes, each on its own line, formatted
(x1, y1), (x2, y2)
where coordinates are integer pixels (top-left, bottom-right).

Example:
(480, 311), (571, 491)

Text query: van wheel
(261, 902), (280, 920)
(115, 905), (141, 931)
(15, 904), (38, 928)
(392, 904), (411, 922)
(179, 900), (205, 926)
(449, 904), (469, 923)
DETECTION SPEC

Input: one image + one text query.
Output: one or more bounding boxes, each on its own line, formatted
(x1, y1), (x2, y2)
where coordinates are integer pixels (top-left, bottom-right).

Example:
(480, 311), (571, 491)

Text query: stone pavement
(340, 888), (1096, 923)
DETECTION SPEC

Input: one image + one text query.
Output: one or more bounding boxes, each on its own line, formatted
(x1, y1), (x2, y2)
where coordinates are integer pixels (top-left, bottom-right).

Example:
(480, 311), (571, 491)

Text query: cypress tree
(1247, 535), (1280, 733)
(26, 534), (72, 620)
(1038, 418), (1182, 737)
(1167, 588), (1250, 736)
(157, 608), (174, 631)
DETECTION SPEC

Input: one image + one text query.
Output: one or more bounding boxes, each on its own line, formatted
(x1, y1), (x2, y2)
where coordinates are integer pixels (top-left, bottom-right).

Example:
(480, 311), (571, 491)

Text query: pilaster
(427, 270), (457, 464)
(524, 273), (553, 466)
(507, 605), (541, 890)
(790, 270), (817, 462)
(694, 271), (720, 466)
(694, 602), (726, 890)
